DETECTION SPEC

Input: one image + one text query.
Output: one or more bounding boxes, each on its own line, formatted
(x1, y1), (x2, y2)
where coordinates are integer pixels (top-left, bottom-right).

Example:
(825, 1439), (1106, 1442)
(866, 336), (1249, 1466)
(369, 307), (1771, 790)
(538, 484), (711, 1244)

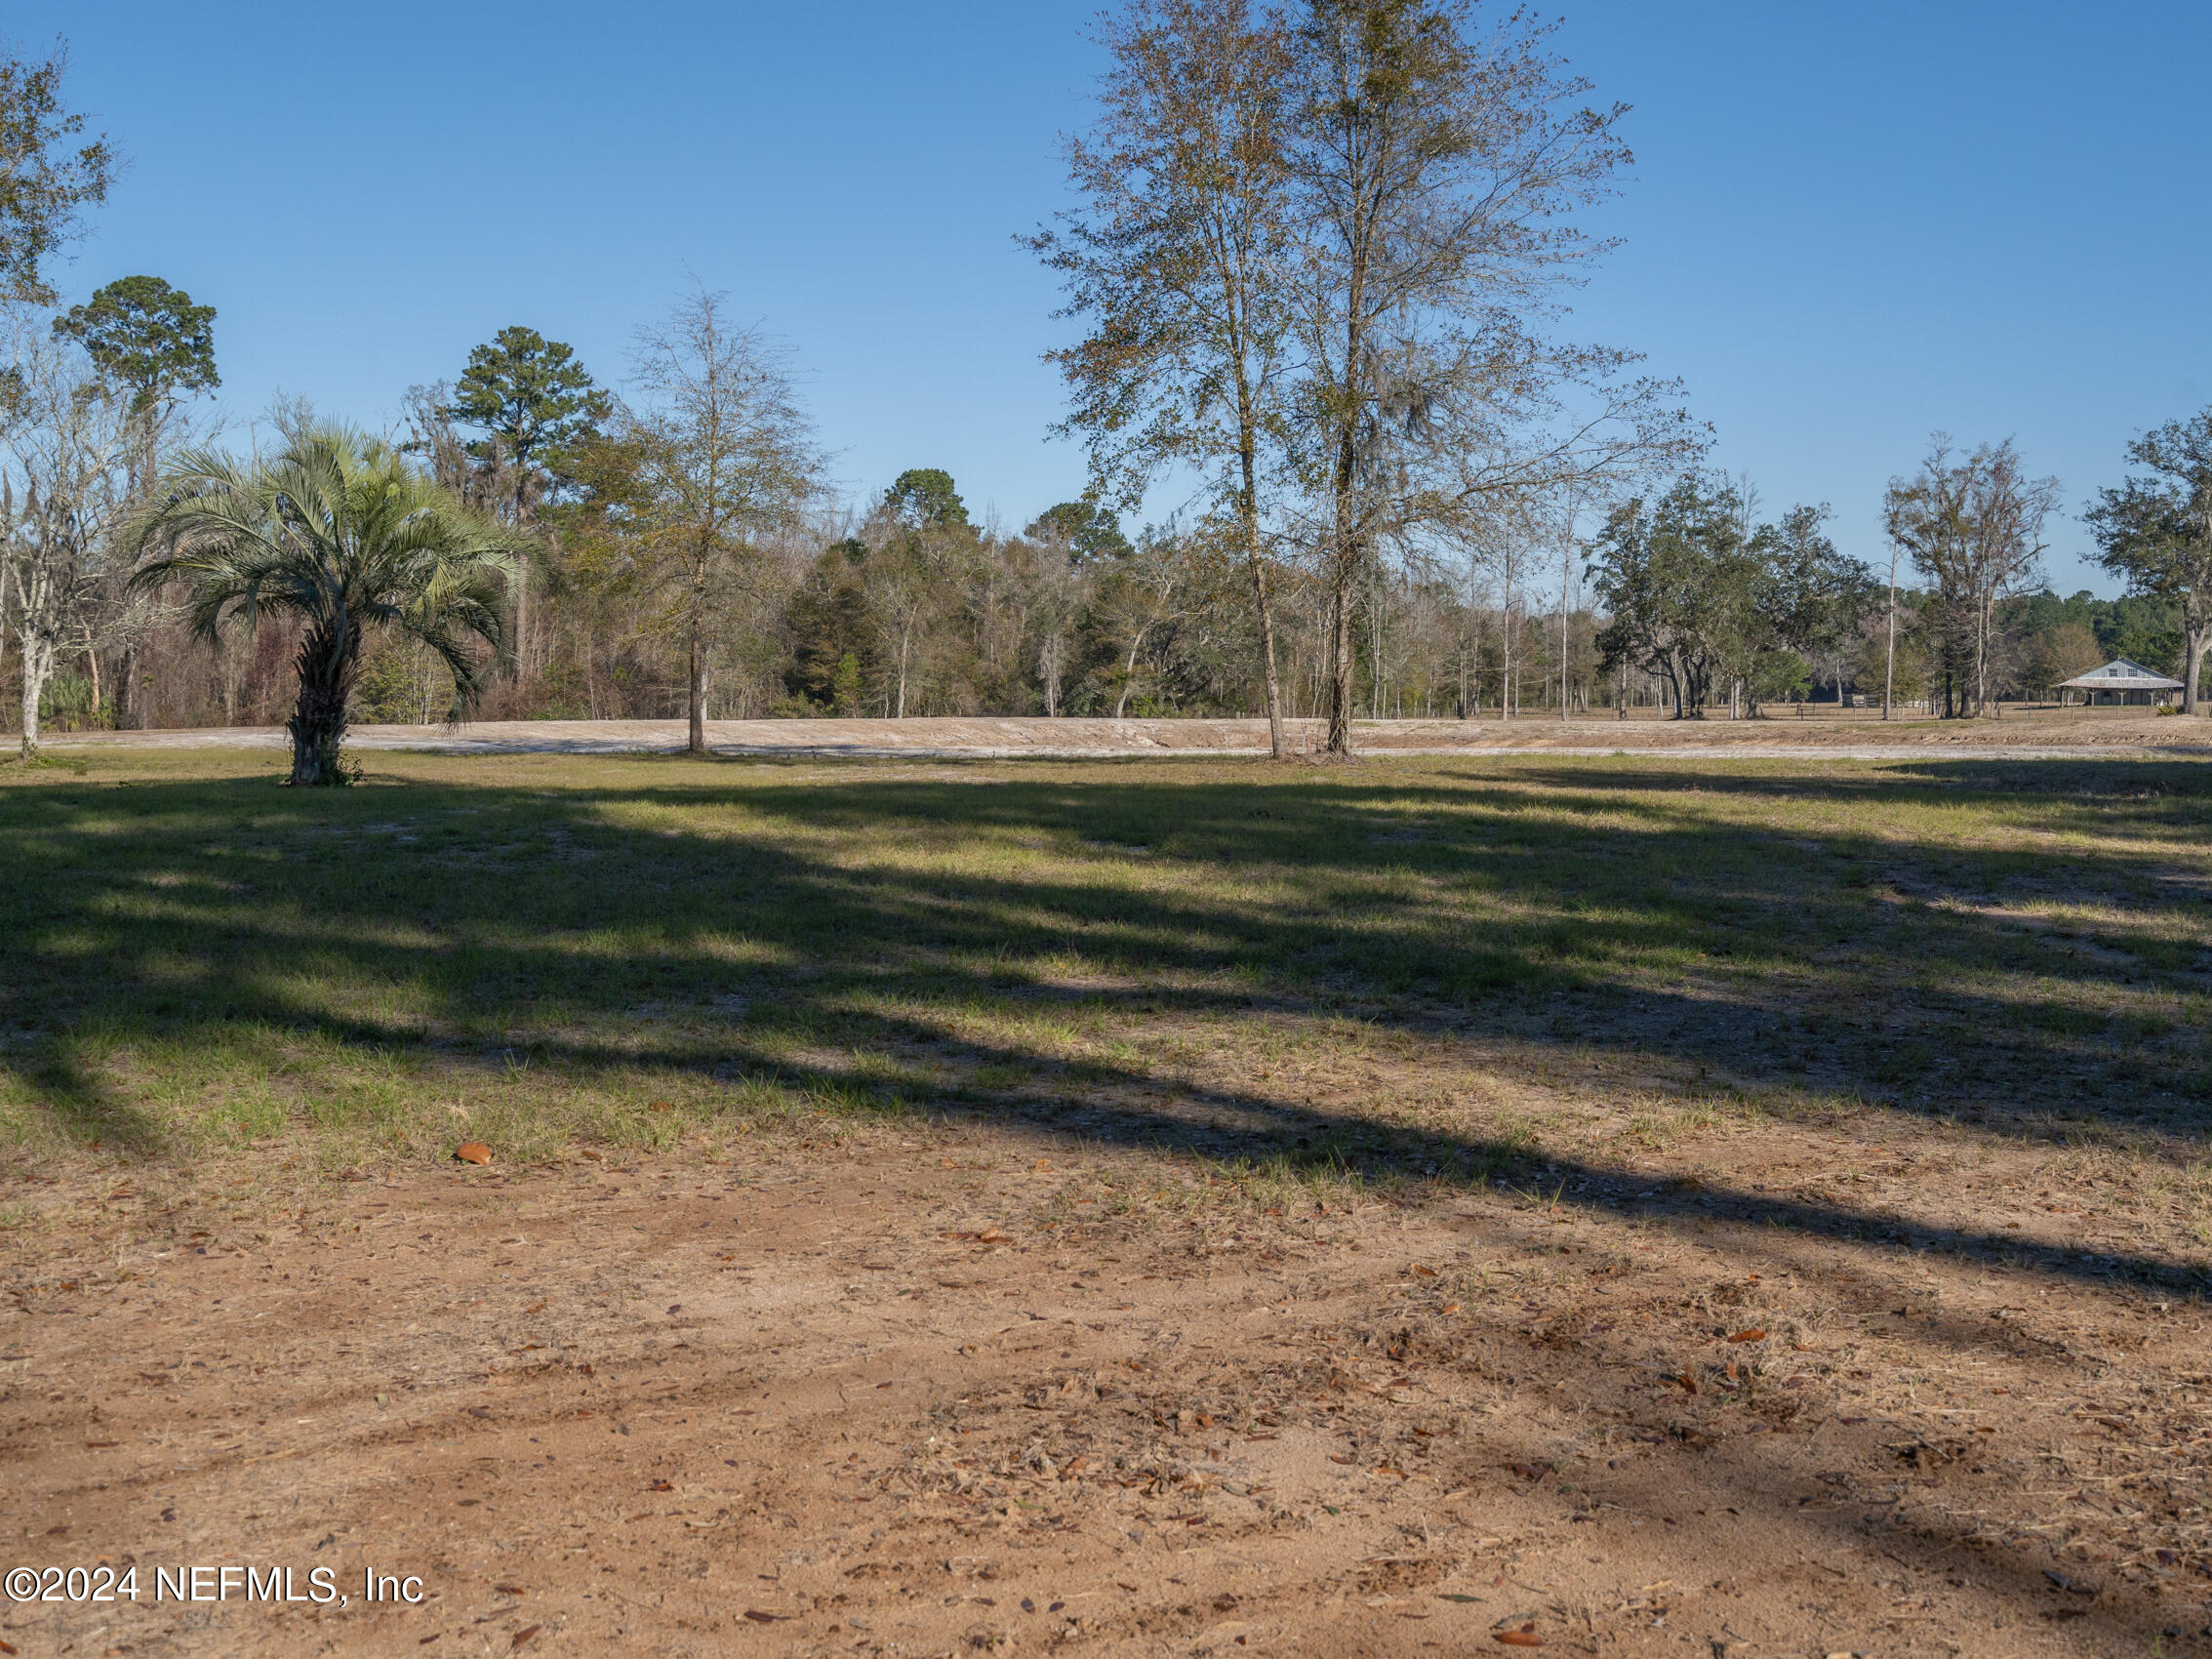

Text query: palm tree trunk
(288, 626), (358, 786)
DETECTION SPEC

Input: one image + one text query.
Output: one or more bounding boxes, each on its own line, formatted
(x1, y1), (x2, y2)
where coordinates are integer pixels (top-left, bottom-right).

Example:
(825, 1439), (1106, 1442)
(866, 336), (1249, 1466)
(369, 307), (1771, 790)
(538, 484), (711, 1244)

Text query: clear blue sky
(18, 1), (2209, 594)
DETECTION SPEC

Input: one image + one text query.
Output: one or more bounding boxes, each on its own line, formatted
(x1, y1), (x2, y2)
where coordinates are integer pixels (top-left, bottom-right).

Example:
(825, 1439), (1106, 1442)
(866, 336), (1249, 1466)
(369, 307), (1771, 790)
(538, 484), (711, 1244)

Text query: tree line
(6, 8), (2212, 781)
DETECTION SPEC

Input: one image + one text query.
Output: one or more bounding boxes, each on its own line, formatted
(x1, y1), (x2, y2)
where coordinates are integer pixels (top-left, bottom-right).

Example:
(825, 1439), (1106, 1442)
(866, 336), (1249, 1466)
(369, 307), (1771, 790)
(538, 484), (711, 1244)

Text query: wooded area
(5, 7), (2212, 774)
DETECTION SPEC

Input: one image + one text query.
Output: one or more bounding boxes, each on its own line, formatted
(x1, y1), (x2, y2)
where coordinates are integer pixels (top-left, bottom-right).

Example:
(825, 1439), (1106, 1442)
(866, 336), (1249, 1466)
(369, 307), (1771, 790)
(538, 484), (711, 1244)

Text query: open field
(4, 745), (2211, 1656)
(36, 707), (2212, 762)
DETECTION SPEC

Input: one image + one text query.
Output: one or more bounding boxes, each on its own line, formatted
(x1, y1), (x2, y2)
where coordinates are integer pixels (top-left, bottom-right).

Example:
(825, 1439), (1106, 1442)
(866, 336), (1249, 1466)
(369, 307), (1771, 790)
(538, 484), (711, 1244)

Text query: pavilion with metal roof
(2057, 659), (2186, 706)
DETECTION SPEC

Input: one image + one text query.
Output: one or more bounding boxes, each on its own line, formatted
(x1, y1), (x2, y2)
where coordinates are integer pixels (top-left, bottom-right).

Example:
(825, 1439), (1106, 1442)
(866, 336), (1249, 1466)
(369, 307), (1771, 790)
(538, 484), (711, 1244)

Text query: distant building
(2057, 660), (2185, 707)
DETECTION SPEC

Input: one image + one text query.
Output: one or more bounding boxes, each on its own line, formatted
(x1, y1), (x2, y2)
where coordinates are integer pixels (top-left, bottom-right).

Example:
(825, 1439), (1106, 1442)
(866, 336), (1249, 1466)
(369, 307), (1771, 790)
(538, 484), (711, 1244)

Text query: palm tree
(132, 424), (514, 785)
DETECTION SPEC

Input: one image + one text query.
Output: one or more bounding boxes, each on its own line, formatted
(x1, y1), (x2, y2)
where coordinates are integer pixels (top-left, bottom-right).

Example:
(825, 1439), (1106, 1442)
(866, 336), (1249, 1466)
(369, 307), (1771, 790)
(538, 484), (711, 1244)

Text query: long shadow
(3, 757), (2209, 1296)
(8, 752), (2203, 1649)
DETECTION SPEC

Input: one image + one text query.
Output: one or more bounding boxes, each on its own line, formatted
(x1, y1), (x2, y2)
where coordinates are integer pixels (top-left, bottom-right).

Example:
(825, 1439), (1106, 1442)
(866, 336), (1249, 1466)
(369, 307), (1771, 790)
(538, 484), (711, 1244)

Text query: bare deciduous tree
(1284, 0), (1694, 754)
(1884, 436), (2057, 718)
(626, 288), (821, 753)
(1037, 0), (1299, 757)
(1, 320), (133, 755)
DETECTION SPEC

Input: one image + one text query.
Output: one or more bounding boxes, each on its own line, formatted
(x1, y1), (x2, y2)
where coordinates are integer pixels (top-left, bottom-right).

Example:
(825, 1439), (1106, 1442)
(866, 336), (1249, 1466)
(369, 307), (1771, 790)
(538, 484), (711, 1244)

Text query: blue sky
(18, 1), (2209, 594)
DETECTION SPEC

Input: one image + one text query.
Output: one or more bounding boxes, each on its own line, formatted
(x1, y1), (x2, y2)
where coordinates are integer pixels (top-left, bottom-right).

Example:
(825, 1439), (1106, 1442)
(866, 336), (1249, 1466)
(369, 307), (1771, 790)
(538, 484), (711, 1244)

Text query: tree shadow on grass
(1, 756), (2207, 1289)
(8, 755), (2203, 1651)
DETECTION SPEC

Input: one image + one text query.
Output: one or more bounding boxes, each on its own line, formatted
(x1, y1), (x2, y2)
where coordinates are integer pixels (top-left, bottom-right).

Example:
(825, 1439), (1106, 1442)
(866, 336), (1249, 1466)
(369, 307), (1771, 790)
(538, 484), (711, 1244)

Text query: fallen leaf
(649, 1100), (673, 1113)
(509, 1627), (542, 1649)
(85, 1440), (119, 1449)
(494, 1583), (524, 1595)
(1442, 1301), (1464, 1315)
(524, 1302), (546, 1314)
(1410, 1264), (1438, 1278)
(1330, 1453), (1355, 1465)
(744, 1609), (791, 1623)
(455, 1143), (493, 1165)
(1495, 1628), (1544, 1647)
(1726, 1328), (1768, 1343)
(978, 1226), (1012, 1243)
(1437, 1593), (1483, 1603)
(578, 1150), (601, 1161)
(1672, 1370), (1698, 1395)
(648, 1479), (673, 1492)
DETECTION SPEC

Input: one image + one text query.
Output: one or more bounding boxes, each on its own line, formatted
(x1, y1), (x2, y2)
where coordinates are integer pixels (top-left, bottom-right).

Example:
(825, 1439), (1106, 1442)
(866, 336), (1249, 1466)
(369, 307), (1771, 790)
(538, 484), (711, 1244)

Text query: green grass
(3, 746), (2210, 1193)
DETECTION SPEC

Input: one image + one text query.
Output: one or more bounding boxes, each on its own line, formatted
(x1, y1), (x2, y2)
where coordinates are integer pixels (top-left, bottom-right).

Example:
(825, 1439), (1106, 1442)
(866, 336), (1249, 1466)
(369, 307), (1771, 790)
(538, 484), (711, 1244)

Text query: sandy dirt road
(39, 710), (2212, 763)
(4, 1121), (2202, 1658)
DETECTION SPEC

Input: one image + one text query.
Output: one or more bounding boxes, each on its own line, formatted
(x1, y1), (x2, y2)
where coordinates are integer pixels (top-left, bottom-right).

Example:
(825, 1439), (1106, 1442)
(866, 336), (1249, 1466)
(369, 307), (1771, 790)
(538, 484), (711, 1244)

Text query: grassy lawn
(3, 746), (2210, 1239)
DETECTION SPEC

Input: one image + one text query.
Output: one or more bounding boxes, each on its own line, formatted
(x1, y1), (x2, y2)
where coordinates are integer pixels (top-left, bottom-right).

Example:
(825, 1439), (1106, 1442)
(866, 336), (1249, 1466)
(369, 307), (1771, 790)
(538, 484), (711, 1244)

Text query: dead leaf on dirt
(494, 1584), (524, 1595)
(648, 1479), (673, 1492)
(1410, 1264), (1438, 1278)
(1672, 1371), (1698, 1394)
(455, 1143), (492, 1165)
(1442, 1301), (1464, 1314)
(744, 1609), (792, 1623)
(1726, 1328), (1768, 1343)
(509, 1627), (542, 1649)
(1495, 1628), (1544, 1647)
(84, 1439), (118, 1449)
(577, 1149), (601, 1160)
(649, 1101), (673, 1113)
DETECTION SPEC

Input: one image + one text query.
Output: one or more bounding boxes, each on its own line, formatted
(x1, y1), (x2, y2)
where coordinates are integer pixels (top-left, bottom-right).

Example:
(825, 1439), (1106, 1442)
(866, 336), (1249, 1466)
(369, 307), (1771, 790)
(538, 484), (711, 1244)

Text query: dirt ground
(7, 1110), (2207, 1658)
(41, 708), (2212, 762)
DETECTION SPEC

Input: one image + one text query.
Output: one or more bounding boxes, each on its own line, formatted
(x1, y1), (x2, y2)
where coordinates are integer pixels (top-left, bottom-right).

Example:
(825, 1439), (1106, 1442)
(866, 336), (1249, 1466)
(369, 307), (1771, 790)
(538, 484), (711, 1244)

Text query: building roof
(2058, 659), (2186, 690)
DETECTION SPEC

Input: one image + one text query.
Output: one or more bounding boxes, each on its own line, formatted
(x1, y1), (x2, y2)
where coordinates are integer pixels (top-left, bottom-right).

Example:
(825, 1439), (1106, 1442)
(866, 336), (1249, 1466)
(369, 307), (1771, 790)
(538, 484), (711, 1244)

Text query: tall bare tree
(2086, 409), (2212, 715)
(2, 320), (134, 755)
(1036, 0), (1298, 757)
(626, 288), (820, 752)
(1884, 437), (2057, 718)
(1285, 0), (1693, 753)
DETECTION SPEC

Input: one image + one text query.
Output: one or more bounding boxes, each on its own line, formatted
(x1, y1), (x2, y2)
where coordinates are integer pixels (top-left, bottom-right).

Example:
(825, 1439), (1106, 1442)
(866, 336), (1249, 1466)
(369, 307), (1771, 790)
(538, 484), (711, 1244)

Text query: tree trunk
(1114, 627), (1152, 720)
(686, 614), (707, 754)
(1247, 548), (1286, 757)
(2187, 621), (2207, 715)
(287, 626), (358, 786)
(19, 633), (55, 758)
(1326, 566), (1356, 754)
(513, 551), (533, 687)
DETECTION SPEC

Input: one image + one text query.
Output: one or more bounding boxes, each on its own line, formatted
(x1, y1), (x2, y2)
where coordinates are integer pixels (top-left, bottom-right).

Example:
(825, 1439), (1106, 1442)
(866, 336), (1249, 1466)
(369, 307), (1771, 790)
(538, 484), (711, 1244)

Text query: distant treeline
(7, 15), (2212, 763)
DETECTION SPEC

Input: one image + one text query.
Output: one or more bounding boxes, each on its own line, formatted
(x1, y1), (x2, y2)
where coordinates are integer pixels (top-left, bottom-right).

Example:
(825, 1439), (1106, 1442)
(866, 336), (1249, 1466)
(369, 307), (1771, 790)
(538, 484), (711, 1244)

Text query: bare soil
(7, 1115), (2207, 1658)
(42, 708), (2212, 761)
